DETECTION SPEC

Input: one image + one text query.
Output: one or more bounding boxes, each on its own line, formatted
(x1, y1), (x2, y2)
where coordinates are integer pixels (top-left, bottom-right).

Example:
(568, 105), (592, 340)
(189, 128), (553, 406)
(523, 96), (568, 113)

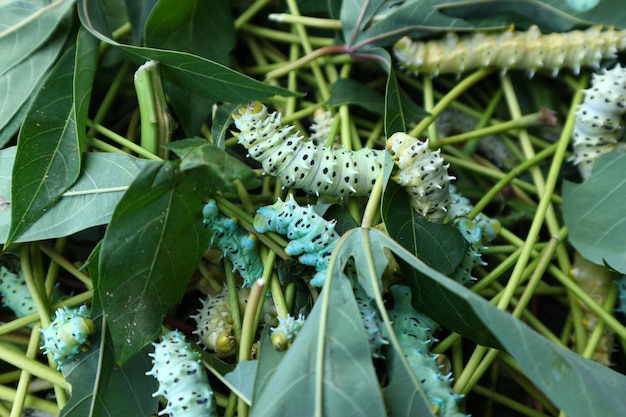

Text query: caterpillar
(40, 305), (95, 370)
(309, 108), (337, 146)
(394, 25), (626, 77)
(253, 195), (339, 287)
(447, 185), (500, 285)
(571, 65), (626, 180)
(191, 287), (236, 358)
(386, 132), (455, 223)
(354, 284), (387, 358)
(202, 200), (264, 287)
(232, 102), (385, 197)
(390, 285), (466, 417)
(1, 264), (67, 320)
(1, 265), (37, 318)
(146, 330), (217, 417)
(270, 314), (306, 351)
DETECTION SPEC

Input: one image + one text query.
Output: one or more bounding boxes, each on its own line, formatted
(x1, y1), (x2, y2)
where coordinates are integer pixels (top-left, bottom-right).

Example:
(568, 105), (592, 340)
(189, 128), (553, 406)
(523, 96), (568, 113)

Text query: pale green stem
(268, 13), (342, 29)
(38, 245), (93, 290)
(239, 24), (335, 48)
(86, 120), (162, 160)
(496, 76), (582, 311)
(472, 385), (551, 417)
(409, 68), (495, 140)
(0, 344), (69, 390)
(133, 61), (173, 159)
(10, 324), (41, 417)
(422, 76), (438, 140)
(234, 0), (274, 29)
(582, 284), (618, 359)
(0, 385), (58, 415)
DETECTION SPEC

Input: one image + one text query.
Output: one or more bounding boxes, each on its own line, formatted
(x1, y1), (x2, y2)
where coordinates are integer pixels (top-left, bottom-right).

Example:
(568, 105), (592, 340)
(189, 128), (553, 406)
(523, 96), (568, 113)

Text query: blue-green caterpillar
(390, 285), (466, 417)
(1, 264), (66, 319)
(146, 330), (217, 417)
(202, 200), (264, 287)
(40, 305), (95, 369)
(232, 102), (385, 197)
(253, 195), (339, 287)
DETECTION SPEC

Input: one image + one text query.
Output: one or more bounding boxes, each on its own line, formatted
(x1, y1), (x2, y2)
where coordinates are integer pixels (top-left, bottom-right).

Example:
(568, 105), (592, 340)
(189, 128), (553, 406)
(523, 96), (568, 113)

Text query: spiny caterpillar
(386, 132), (455, 223)
(232, 102), (385, 197)
(202, 200), (264, 287)
(270, 314), (305, 351)
(191, 287), (236, 358)
(572, 65), (626, 180)
(1, 265), (37, 318)
(146, 330), (217, 417)
(40, 305), (95, 369)
(1, 264), (66, 319)
(309, 108), (337, 146)
(354, 285), (387, 358)
(390, 285), (466, 417)
(394, 25), (626, 77)
(447, 185), (500, 285)
(253, 195), (339, 287)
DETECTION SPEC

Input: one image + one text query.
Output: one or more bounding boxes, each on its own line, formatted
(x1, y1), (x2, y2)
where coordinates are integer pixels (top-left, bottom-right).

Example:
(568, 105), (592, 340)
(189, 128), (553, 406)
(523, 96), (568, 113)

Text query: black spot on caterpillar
(233, 102), (385, 197)
(394, 25), (626, 77)
(146, 330), (217, 417)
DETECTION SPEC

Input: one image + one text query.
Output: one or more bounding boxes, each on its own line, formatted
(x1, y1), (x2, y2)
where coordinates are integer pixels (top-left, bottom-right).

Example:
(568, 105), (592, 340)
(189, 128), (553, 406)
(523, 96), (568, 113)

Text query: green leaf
(0, 148), (158, 244)
(97, 161), (214, 364)
(382, 180), (466, 276)
(384, 348), (436, 417)
(327, 78), (385, 115)
(384, 70), (406, 135)
(78, 0), (297, 103)
(74, 28), (100, 144)
(0, 24), (69, 141)
(7, 45), (81, 245)
(224, 360), (257, 405)
(61, 256), (158, 417)
(250, 272), (387, 417)
(563, 152), (626, 273)
(144, 0), (237, 136)
(211, 103), (238, 149)
(0, 0), (75, 77)
(251, 329), (286, 403)
(123, 0), (158, 43)
(357, 228), (626, 417)
(432, 0), (626, 31)
(178, 143), (260, 191)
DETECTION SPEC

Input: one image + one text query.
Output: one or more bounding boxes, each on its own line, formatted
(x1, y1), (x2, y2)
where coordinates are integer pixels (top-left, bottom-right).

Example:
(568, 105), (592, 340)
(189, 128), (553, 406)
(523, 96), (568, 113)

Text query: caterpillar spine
(394, 25), (626, 77)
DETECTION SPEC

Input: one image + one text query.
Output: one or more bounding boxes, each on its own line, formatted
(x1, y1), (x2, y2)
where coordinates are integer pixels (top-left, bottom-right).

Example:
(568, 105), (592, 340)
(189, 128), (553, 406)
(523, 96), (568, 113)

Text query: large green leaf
(356, 228), (626, 417)
(0, 0), (75, 77)
(563, 152), (626, 273)
(0, 148), (158, 244)
(144, 0), (236, 136)
(97, 159), (217, 364)
(74, 27), (100, 145)
(250, 271), (387, 417)
(433, 0), (626, 31)
(7, 46), (82, 245)
(0, 24), (69, 142)
(61, 254), (157, 417)
(123, 0), (158, 43)
(327, 78), (385, 115)
(78, 0), (296, 104)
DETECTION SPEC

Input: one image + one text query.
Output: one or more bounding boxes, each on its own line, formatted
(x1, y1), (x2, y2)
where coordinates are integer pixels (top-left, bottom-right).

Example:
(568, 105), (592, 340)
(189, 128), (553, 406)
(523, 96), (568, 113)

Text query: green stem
(86, 120), (162, 160)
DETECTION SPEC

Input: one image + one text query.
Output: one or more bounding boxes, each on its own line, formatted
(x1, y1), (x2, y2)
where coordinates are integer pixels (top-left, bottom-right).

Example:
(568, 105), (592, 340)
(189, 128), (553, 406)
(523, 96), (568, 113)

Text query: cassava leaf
(563, 152), (626, 273)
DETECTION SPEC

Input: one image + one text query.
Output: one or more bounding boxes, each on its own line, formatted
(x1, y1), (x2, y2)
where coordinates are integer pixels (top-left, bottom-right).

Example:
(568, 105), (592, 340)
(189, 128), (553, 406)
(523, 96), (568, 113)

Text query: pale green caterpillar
(40, 305), (95, 369)
(146, 330), (217, 417)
